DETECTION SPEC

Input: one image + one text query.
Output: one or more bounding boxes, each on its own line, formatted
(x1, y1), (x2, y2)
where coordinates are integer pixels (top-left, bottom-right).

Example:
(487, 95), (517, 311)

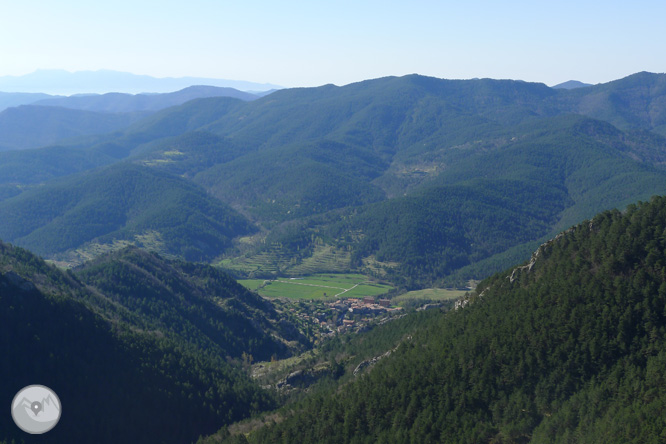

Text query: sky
(1, 0), (665, 88)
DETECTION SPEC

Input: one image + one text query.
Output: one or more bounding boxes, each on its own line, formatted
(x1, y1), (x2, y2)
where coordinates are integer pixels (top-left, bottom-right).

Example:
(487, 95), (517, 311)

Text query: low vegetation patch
(239, 273), (393, 300)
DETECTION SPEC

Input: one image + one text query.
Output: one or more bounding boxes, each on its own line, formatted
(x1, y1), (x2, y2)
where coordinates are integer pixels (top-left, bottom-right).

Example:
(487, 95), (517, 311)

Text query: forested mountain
(223, 196), (666, 443)
(4, 72), (666, 443)
(0, 91), (54, 111)
(0, 241), (292, 444)
(0, 105), (142, 150)
(553, 71), (666, 135)
(121, 73), (666, 286)
(0, 86), (260, 151)
(74, 247), (308, 360)
(33, 85), (259, 113)
(2, 72), (666, 285)
(0, 162), (255, 262)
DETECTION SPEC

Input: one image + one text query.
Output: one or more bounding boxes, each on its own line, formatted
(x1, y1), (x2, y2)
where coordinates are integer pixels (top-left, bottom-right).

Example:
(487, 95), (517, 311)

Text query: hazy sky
(1, 0), (665, 88)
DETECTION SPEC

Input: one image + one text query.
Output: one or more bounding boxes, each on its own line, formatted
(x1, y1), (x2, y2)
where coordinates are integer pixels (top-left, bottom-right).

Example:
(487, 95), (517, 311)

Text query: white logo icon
(11, 385), (61, 434)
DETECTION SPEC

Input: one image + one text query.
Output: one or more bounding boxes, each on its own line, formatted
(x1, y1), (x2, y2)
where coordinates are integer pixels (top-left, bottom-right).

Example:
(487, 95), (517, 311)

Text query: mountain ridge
(0, 240), (282, 443)
(223, 195), (666, 443)
(32, 85), (259, 113)
(0, 69), (282, 95)
(2, 72), (666, 286)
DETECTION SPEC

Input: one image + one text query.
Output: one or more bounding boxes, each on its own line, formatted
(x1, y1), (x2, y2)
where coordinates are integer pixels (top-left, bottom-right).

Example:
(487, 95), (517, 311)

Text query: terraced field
(286, 246), (351, 275)
(218, 244), (351, 276)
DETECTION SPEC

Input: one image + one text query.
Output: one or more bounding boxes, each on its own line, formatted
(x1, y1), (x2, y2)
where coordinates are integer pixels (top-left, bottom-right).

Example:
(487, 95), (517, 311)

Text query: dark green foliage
(0, 162), (255, 260)
(242, 196), (666, 443)
(553, 71), (666, 135)
(133, 131), (244, 177)
(0, 143), (124, 186)
(74, 247), (308, 360)
(195, 140), (387, 222)
(339, 178), (569, 288)
(0, 184), (22, 202)
(0, 242), (275, 444)
(126, 96), (245, 142)
(0, 105), (141, 150)
(4, 73), (666, 284)
(319, 114), (666, 286)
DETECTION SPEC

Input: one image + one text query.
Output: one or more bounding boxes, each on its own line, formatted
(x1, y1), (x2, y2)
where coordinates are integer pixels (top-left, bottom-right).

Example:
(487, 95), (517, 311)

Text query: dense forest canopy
(2, 72), (666, 443)
(2, 73), (666, 285)
(226, 196), (666, 443)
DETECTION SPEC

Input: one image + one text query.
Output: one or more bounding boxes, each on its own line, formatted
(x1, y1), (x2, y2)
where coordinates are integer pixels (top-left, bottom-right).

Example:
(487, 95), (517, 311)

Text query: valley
(2, 71), (666, 443)
(238, 273), (393, 300)
(3, 73), (666, 290)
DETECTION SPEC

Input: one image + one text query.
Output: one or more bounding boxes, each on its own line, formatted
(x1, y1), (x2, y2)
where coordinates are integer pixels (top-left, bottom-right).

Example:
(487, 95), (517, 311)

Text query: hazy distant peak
(552, 80), (593, 89)
(0, 69), (282, 95)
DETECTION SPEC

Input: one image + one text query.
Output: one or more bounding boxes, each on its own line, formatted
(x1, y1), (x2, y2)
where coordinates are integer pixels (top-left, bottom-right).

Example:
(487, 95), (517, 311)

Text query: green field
(238, 273), (393, 300)
(392, 288), (468, 304)
(237, 279), (270, 292)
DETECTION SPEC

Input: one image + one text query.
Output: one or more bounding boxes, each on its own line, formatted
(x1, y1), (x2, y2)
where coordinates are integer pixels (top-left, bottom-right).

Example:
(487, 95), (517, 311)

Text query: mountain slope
(124, 77), (666, 285)
(0, 242), (275, 444)
(0, 162), (255, 261)
(0, 143), (124, 189)
(251, 114), (666, 286)
(33, 85), (258, 113)
(3, 73), (666, 283)
(0, 91), (55, 111)
(234, 196), (666, 443)
(555, 71), (666, 135)
(0, 105), (141, 150)
(74, 247), (308, 360)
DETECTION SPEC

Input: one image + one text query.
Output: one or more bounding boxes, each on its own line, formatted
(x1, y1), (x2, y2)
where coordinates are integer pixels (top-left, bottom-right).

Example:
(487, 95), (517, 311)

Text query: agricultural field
(238, 273), (393, 300)
(218, 244), (351, 276)
(391, 288), (468, 305)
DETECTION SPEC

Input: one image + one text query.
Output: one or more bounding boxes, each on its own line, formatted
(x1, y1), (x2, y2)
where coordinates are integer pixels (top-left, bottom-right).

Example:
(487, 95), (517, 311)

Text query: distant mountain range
(0, 91), (53, 111)
(3, 70), (666, 444)
(0, 69), (282, 95)
(0, 71), (664, 288)
(31, 85), (260, 112)
(0, 85), (262, 150)
(0, 84), (261, 113)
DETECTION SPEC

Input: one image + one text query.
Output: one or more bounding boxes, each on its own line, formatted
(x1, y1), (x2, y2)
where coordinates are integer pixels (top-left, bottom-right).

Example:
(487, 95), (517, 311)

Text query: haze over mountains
(0, 85), (261, 150)
(231, 196), (666, 444)
(551, 80), (593, 89)
(2, 70), (666, 443)
(0, 69), (282, 95)
(1, 71), (666, 287)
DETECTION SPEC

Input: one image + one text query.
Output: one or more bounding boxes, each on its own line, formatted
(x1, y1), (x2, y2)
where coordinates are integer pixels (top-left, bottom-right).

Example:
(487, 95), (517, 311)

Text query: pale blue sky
(1, 0), (664, 87)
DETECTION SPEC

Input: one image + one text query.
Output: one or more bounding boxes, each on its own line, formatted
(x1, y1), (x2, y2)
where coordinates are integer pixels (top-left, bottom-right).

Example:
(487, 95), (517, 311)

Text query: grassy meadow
(238, 273), (393, 300)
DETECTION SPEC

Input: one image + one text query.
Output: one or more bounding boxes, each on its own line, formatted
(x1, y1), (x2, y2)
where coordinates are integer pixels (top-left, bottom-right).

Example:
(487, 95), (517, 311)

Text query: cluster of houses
(326, 296), (402, 333)
(283, 295), (403, 340)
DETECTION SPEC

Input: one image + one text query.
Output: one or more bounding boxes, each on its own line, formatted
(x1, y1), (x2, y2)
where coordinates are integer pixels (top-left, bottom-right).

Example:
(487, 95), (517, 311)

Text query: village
(275, 295), (404, 342)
